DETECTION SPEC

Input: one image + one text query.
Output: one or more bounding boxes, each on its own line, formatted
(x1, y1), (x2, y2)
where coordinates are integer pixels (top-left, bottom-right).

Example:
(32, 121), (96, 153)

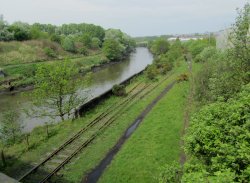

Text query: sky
(0, 0), (248, 37)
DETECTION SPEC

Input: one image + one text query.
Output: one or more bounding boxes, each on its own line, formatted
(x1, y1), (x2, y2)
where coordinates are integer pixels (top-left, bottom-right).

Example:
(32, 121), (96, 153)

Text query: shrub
(184, 84), (250, 182)
(158, 161), (182, 183)
(145, 64), (158, 80)
(78, 46), (89, 56)
(44, 47), (56, 58)
(177, 73), (189, 82)
(62, 37), (76, 53)
(194, 47), (218, 63)
(112, 84), (126, 96)
(50, 34), (61, 43)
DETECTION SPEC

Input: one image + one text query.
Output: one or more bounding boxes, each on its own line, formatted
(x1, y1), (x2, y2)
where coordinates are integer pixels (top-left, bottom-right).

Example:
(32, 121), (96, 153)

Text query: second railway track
(19, 73), (173, 183)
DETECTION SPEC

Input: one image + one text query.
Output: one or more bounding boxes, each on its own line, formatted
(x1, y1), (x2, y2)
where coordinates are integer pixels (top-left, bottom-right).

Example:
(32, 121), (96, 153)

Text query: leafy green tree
(150, 38), (170, 55)
(80, 33), (92, 48)
(91, 37), (101, 49)
(102, 39), (125, 61)
(0, 110), (23, 145)
(194, 4), (250, 103)
(62, 36), (76, 53)
(194, 47), (218, 63)
(0, 27), (14, 41)
(30, 26), (49, 39)
(228, 3), (250, 83)
(8, 22), (31, 41)
(50, 34), (61, 43)
(105, 29), (136, 55)
(145, 64), (158, 80)
(31, 61), (86, 121)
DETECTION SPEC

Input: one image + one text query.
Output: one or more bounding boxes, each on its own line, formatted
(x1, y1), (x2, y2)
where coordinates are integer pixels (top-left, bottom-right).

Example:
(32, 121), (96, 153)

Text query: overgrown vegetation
(159, 3), (250, 183)
(145, 37), (186, 80)
(112, 84), (126, 96)
(0, 17), (135, 90)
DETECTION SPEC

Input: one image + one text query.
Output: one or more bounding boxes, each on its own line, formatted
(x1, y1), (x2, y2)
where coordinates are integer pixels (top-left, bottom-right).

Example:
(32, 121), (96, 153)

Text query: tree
(105, 29), (136, 55)
(145, 64), (158, 80)
(8, 22), (31, 41)
(62, 36), (76, 52)
(50, 34), (61, 43)
(91, 37), (101, 49)
(0, 17), (14, 41)
(31, 61), (87, 121)
(150, 38), (170, 55)
(228, 3), (250, 83)
(102, 39), (124, 61)
(0, 110), (23, 145)
(80, 33), (92, 48)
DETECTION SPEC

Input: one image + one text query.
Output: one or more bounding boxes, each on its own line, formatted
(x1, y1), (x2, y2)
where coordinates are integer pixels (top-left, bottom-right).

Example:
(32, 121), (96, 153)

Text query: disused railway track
(19, 73), (173, 183)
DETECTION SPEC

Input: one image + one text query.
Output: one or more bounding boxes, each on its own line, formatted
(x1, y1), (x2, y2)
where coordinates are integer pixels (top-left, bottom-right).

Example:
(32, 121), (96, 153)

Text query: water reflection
(0, 47), (153, 132)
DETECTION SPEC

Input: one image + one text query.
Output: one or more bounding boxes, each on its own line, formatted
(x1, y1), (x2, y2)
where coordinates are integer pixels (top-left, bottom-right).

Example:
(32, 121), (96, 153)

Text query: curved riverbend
(0, 47), (153, 132)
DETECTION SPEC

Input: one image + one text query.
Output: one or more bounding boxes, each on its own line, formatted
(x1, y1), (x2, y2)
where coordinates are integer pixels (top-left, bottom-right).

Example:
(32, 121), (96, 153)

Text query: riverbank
(0, 47), (153, 133)
(0, 48), (138, 94)
(0, 60), (189, 182)
(0, 54), (124, 95)
(0, 52), (107, 93)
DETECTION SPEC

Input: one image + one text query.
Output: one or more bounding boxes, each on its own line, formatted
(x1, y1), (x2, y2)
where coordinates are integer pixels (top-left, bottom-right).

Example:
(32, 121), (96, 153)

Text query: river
(0, 47), (153, 132)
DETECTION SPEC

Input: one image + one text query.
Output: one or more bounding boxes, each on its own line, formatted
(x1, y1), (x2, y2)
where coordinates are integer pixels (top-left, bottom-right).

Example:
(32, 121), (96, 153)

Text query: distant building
(215, 29), (231, 50)
(168, 37), (201, 42)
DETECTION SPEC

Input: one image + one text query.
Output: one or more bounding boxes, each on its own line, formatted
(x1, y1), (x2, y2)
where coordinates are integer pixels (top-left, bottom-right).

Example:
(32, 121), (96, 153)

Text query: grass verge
(98, 81), (190, 183)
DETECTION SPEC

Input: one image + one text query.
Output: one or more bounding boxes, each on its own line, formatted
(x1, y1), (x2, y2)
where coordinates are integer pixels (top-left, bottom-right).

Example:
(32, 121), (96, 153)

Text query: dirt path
(179, 57), (194, 165)
(82, 82), (176, 183)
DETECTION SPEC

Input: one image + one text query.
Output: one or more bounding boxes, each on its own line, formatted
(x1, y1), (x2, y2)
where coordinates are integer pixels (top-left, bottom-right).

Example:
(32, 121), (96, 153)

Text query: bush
(145, 64), (158, 80)
(158, 161), (182, 183)
(102, 39), (125, 61)
(44, 47), (56, 58)
(194, 47), (218, 63)
(62, 37), (76, 53)
(177, 73), (189, 82)
(112, 84), (126, 96)
(149, 38), (170, 55)
(78, 46), (89, 56)
(91, 37), (101, 49)
(50, 34), (61, 43)
(184, 84), (250, 182)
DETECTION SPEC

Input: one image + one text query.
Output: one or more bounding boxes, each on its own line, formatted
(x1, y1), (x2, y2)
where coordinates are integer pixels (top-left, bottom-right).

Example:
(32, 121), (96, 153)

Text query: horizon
(0, 0), (248, 37)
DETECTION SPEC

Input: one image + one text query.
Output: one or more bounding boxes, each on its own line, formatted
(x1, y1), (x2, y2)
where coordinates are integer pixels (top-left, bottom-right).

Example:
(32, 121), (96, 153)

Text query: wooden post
(1, 150), (6, 167)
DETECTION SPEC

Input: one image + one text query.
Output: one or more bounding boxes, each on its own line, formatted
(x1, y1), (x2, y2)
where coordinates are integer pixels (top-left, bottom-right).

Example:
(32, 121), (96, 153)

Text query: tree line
(0, 16), (135, 59)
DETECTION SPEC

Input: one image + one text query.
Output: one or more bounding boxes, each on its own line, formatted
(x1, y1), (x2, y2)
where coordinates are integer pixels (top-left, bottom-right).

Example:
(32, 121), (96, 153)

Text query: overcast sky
(0, 0), (248, 36)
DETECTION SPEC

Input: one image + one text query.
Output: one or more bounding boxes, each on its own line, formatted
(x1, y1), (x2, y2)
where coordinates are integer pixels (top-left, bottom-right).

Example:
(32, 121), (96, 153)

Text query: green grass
(55, 62), (189, 182)
(1, 53), (107, 88)
(1, 95), (120, 178)
(98, 82), (190, 183)
(1, 61), (189, 182)
(0, 40), (71, 66)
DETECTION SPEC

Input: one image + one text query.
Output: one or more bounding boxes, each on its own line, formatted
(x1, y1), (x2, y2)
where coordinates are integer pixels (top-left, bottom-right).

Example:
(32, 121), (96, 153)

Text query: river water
(0, 47), (153, 132)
